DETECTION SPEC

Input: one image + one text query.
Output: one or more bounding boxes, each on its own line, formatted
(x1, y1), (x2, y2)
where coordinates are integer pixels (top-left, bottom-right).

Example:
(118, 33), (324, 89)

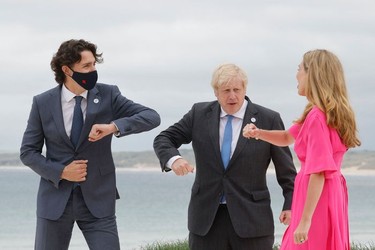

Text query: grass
(139, 239), (189, 250)
(139, 239), (375, 250)
(350, 242), (375, 250)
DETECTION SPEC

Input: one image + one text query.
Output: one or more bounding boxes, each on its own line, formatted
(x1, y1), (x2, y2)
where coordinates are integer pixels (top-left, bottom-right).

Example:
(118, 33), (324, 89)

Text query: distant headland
(1, 149), (374, 172)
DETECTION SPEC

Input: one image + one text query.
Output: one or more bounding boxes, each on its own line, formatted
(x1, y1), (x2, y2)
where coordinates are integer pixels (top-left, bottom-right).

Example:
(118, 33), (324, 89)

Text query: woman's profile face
(296, 62), (307, 96)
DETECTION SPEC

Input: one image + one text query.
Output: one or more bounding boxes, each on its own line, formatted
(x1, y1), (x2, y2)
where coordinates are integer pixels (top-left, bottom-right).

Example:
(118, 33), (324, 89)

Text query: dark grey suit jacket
(153, 97), (296, 238)
(20, 83), (160, 220)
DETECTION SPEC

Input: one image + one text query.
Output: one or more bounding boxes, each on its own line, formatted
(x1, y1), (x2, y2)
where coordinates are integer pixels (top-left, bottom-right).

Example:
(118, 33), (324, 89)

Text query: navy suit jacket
(20, 83), (160, 220)
(154, 97), (296, 238)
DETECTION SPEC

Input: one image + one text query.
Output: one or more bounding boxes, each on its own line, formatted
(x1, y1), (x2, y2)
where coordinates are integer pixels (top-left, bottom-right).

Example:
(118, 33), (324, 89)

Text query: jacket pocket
(251, 190), (270, 201)
(99, 165), (115, 176)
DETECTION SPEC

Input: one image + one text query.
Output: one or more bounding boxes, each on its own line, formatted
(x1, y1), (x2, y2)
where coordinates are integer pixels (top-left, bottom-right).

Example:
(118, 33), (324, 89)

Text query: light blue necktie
(221, 115), (233, 169)
(70, 96), (83, 148)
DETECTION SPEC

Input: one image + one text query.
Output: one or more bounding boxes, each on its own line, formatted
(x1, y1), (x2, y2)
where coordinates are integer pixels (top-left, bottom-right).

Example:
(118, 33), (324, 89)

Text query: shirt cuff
(111, 122), (120, 136)
(166, 155), (183, 169)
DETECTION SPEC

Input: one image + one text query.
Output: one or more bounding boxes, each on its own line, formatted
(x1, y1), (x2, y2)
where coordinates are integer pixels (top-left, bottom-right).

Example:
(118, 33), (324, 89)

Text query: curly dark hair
(50, 39), (103, 84)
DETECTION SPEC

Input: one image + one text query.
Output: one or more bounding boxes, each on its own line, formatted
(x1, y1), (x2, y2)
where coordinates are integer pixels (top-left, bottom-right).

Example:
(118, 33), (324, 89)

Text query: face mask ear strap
(68, 67), (75, 74)
(62, 66), (74, 77)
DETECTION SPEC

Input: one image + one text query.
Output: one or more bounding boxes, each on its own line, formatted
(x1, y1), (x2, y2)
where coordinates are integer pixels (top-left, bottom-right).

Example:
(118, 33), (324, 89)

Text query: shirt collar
(61, 84), (88, 103)
(220, 99), (248, 119)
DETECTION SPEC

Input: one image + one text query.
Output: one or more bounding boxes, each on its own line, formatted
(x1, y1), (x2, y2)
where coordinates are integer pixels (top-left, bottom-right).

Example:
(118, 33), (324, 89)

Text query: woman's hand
(242, 123), (260, 139)
(294, 219), (311, 244)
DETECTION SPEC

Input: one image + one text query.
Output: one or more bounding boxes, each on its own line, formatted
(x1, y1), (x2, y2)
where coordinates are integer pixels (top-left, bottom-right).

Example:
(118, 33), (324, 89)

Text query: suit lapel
(77, 87), (101, 149)
(207, 103), (223, 169)
(228, 98), (259, 169)
(49, 85), (74, 148)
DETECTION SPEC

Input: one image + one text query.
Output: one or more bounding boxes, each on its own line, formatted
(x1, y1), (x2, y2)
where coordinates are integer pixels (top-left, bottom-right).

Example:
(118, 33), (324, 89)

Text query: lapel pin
(93, 98), (99, 104)
(250, 117), (256, 123)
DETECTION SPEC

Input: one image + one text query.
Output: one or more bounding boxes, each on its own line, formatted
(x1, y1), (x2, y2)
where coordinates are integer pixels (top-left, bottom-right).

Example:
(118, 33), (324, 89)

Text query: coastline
(341, 166), (375, 176)
(2, 165), (375, 176)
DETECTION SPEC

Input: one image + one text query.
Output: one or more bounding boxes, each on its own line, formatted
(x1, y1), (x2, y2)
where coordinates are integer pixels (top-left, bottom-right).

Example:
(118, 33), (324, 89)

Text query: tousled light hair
(211, 63), (248, 90)
(296, 49), (361, 148)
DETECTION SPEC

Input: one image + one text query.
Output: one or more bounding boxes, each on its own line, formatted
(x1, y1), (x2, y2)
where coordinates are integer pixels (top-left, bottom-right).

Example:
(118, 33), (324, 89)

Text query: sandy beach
(4, 165), (375, 176)
(265, 167), (375, 176)
(341, 166), (375, 176)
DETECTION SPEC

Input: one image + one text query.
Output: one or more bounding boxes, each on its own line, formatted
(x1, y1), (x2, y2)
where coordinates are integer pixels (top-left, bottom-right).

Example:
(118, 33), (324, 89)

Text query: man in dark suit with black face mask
(20, 39), (161, 250)
(154, 63), (296, 250)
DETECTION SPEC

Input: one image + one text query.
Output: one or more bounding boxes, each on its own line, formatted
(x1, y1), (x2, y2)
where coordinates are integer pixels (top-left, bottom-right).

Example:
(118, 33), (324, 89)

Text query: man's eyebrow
(81, 62), (93, 66)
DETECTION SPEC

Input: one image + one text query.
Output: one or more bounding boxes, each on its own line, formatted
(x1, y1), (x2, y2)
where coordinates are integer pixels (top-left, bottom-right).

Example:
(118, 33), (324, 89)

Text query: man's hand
(279, 210), (291, 225)
(171, 158), (194, 176)
(61, 160), (88, 182)
(88, 124), (118, 142)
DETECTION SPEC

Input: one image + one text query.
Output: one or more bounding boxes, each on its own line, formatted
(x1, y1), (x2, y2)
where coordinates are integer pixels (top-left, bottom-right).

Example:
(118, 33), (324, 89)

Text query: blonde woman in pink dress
(243, 49), (361, 249)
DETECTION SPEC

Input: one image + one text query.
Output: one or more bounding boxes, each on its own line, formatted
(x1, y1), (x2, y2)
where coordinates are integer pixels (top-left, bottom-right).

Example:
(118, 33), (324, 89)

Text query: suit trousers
(35, 186), (120, 250)
(189, 205), (274, 250)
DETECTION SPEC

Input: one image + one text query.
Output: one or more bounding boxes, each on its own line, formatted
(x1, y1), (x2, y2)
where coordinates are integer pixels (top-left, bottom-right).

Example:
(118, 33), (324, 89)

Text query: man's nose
(228, 90), (236, 98)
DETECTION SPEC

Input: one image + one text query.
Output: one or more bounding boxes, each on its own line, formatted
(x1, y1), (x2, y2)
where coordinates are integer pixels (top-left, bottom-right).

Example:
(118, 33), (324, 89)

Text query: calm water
(0, 167), (374, 249)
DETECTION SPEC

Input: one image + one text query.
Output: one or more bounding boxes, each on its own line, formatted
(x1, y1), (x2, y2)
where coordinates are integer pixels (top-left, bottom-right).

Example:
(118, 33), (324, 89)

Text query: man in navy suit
(20, 39), (160, 250)
(154, 63), (296, 250)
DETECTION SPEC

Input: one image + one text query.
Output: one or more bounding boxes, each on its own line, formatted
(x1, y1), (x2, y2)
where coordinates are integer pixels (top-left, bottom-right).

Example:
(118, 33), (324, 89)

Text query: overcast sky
(1, 0), (374, 153)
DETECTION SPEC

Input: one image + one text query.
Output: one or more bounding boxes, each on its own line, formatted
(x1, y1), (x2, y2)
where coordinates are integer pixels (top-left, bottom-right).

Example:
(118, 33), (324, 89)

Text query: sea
(0, 167), (374, 250)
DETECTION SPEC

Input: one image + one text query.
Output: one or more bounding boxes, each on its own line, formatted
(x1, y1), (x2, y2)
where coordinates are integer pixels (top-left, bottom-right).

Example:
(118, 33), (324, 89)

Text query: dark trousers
(189, 205), (274, 250)
(35, 186), (120, 250)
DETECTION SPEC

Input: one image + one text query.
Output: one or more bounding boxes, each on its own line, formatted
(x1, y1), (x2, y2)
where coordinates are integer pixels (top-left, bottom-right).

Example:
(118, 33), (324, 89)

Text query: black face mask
(70, 69), (98, 90)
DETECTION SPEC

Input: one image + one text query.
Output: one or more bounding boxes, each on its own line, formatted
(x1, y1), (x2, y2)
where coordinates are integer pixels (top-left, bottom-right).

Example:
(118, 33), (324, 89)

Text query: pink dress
(280, 107), (350, 250)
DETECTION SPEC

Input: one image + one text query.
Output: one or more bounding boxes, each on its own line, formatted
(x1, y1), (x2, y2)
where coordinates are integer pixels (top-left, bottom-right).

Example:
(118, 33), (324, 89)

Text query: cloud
(1, 0), (374, 152)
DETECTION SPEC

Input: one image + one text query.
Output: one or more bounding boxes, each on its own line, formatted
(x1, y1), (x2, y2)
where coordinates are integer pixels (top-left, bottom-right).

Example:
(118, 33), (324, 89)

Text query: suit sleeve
(110, 85), (160, 137)
(270, 113), (297, 211)
(20, 96), (66, 188)
(153, 106), (194, 172)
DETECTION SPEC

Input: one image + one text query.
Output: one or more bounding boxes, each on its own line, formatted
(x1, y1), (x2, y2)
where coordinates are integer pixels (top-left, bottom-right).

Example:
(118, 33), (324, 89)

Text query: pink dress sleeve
(288, 123), (300, 139)
(304, 112), (338, 175)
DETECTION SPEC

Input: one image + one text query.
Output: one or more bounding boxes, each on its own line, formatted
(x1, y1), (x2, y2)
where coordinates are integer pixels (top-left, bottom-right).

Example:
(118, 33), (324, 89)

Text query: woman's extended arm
(242, 123), (294, 146)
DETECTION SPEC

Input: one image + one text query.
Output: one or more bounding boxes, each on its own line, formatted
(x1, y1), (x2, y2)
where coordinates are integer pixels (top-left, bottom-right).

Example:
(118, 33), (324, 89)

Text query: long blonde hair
(295, 49), (361, 148)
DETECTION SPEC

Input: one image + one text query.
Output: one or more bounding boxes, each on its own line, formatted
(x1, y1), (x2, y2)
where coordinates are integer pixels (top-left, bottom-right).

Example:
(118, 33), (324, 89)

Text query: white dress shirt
(219, 100), (248, 158)
(61, 84), (88, 137)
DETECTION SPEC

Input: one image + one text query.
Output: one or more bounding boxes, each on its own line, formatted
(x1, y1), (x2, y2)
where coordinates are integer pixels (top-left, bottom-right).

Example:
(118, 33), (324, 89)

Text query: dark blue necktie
(221, 115), (233, 169)
(70, 96), (83, 148)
